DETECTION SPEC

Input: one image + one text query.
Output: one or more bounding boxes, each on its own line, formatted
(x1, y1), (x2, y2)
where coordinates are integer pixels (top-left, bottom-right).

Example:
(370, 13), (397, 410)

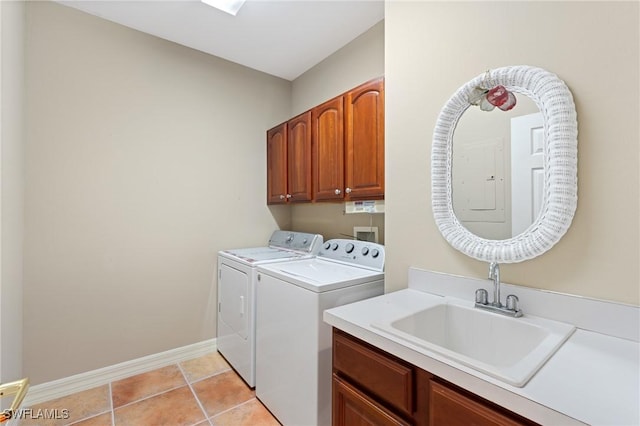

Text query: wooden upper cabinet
(266, 112), (312, 204)
(267, 78), (384, 204)
(345, 77), (385, 200)
(267, 122), (288, 204)
(287, 112), (313, 202)
(312, 96), (344, 201)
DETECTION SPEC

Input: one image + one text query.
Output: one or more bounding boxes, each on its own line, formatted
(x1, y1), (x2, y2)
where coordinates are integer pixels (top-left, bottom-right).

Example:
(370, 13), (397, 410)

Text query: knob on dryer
(345, 243), (355, 254)
(371, 248), (380, 258)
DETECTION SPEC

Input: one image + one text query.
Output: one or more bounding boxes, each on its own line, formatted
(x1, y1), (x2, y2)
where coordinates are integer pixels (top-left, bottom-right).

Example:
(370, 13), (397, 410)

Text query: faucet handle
(505, 294), (519, 311)
(475, 289), (488, 305)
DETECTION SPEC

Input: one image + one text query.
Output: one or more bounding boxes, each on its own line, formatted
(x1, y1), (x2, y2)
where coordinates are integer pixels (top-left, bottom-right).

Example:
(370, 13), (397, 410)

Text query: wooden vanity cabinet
(332, 328), (538, 426)
(266, 112), (312, 204)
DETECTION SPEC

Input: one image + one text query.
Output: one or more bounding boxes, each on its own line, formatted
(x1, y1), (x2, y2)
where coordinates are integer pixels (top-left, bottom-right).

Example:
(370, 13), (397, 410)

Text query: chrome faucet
(475, 262), (523, 317)
(488, 262), (501, 307)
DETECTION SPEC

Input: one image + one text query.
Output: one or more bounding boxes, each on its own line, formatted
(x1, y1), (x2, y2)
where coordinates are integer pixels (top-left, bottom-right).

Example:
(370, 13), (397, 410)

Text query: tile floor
(16, 352), (280, 426)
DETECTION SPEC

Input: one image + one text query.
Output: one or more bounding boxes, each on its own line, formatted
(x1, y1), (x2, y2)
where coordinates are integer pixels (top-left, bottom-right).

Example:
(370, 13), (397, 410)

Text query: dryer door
(218, 263), (249, 339)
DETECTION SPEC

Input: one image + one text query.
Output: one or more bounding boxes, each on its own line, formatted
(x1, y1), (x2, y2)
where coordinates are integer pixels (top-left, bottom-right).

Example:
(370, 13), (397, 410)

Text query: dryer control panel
(317, 239), (385, 271)
(268, 230), (323, 254)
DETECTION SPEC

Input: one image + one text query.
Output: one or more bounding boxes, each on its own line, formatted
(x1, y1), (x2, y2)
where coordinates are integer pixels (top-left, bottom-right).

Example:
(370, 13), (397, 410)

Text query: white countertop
(323, 269), (640, 426)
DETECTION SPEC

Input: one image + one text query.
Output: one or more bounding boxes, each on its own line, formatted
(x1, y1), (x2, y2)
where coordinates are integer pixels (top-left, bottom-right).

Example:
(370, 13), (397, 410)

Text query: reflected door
(511, 113), (544, 236)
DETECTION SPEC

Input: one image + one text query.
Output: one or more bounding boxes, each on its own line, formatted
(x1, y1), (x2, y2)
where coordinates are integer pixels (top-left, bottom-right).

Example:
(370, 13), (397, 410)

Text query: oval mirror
(432, 65), (577, 263)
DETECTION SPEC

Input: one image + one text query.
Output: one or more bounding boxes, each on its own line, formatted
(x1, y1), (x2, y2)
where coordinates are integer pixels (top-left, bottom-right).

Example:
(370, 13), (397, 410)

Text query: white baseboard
(23, 338), (217, 406)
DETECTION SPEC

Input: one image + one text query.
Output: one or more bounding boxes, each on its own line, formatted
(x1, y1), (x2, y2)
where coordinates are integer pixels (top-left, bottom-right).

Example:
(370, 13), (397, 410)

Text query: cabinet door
(429, 380), (533, 426)
(345, 78), (385, 200)
(266, 122), (288, 204)
(333, 375), (411, 426)
(312, 96), (344, 201)
(333, 329), (414, 417)
(287, 111), (313, 202)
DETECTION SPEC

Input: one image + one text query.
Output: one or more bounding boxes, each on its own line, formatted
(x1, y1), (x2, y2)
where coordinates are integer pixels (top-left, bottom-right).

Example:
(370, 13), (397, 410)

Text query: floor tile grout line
(111, 364), (189, 408)
(177, 362), (211, 425)
(109, 381), (115, 426)
(209, 397), (260, 421)
(56, 383), (113, 426)
(178, 363), (259, 425)
(185, 367), (233, 386)
(111, 378), (189, 411)
(64, 409), (112, 426)
(55, 376), (128, 425)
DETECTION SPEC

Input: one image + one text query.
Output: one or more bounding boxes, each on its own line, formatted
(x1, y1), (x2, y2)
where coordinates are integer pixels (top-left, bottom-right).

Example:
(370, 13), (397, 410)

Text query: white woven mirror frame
(432, 65), (577, 263)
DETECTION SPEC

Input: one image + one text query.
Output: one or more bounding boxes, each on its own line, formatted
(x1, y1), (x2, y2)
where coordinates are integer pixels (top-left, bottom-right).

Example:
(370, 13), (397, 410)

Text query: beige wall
(292, 21), (385, 116)
(1, 0), (25, 382)
(290, 21), (386, 242)
(385, 2), (639, 305)
(24, 2), (291, 384)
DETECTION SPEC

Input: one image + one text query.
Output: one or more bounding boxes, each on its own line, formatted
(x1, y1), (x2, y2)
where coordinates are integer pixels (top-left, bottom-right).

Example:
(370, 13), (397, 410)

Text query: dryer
(255, 239), (385, 426)
(217, 230), (322, 388)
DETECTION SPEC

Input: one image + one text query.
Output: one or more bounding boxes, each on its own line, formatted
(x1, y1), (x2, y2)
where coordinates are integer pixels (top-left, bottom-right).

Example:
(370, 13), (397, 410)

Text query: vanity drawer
(429, 380), (535, 426)
(333, 329), (414, 416)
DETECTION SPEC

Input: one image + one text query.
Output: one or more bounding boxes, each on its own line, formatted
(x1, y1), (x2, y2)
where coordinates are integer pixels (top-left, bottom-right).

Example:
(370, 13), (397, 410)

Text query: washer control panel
(317, 239), (385, 271)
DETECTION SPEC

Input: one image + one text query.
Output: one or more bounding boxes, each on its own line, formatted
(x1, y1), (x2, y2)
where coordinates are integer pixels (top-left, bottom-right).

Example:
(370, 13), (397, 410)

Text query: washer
(217, 230), (323, 388)
(255, 239), (385, 426)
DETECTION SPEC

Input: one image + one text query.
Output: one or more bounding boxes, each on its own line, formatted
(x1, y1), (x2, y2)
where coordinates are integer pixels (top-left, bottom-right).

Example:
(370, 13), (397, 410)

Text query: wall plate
(354, 226), (379, 243)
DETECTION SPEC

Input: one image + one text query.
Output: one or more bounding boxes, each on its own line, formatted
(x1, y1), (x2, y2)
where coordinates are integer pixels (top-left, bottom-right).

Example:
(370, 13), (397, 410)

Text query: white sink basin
(372, 299), (575, 387)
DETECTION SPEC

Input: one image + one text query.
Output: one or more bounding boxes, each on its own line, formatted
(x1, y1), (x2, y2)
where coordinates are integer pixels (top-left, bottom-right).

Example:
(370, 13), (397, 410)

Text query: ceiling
(55, 0), (385, 81)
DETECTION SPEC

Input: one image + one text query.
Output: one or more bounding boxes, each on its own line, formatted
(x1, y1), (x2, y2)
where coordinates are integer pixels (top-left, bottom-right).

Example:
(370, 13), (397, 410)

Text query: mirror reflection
(452, 94), (540, 240)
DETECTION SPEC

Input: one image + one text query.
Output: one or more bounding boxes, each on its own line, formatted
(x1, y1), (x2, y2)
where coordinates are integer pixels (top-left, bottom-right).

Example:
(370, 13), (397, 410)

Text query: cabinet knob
(286, 194), (292, 199)
(334, 189), (342, 195)
(279, 194), (285, 200)
(345, 187), (352, 194)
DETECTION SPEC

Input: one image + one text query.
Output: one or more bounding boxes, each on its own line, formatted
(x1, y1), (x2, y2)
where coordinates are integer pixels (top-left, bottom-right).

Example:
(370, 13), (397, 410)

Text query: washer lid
(220, 247), (310, 265)
(257, 258), (384, 293)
